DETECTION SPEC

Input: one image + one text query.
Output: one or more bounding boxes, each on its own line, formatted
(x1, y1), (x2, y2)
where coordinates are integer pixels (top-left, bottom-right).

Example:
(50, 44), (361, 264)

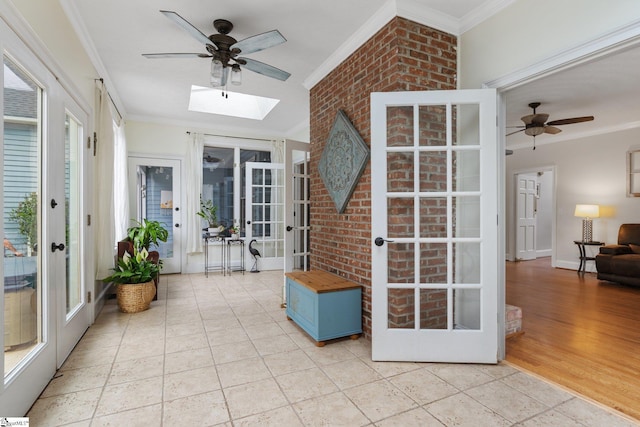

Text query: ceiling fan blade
(521, 113), (548, 125)
(239, 57), (291, 81)
(506, 129), (525, 137)
(232, 30), (286, 55)
(142, 53), (211, 59)
(546, 116), (594, 126)
(544, 126), (562, 135)
(160, 10), (212, 47)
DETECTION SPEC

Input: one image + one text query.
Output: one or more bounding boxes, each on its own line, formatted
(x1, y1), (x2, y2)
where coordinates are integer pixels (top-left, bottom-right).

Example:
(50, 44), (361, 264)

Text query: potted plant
(127, 218), (169, 252)
(197, 198), (222, 234)
(230, 222), (240, 240)
(103, 247), (161, 313)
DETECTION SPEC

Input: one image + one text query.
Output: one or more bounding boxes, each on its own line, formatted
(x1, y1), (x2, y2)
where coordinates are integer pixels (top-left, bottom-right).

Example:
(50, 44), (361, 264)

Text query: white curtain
(95, 83), (116, 279)
(113, 119), (129, 241)
(185, 132), (204, 254)
(272, 139), (285, 163)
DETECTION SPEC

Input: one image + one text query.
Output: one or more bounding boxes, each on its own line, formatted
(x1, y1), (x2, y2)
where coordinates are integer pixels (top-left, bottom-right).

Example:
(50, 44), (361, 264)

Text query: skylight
(188, 85), (279, 120)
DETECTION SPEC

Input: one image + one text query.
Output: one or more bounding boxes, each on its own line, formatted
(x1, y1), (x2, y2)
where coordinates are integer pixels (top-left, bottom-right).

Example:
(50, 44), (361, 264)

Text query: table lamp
(574, 204), (599, 242)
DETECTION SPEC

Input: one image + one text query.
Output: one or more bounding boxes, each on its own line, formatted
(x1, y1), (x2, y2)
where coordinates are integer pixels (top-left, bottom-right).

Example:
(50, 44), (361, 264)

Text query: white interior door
(371, 89), (499, 363)
(516, 172), (537, 261)
(284, 140), (310, 302)
(128, 157), (181, 274)
(245, 162), (284, 271)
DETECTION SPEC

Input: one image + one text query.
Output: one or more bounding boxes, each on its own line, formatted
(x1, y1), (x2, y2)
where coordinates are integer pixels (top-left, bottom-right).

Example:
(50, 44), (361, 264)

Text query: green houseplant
(197, 198), (221, 233)
(127, 218), (169, 251)
(103, 247), (161, 313)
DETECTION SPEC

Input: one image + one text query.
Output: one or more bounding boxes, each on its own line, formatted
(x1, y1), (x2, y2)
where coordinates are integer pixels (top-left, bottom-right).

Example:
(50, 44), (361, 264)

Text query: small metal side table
(574, 240), (604, 274)
(225, 238), (245, 275)
(203, 233), (224, 277)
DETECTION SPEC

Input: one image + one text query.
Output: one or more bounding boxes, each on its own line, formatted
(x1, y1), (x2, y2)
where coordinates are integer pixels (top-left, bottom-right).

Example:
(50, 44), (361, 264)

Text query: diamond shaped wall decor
(319, 110), (370, 214)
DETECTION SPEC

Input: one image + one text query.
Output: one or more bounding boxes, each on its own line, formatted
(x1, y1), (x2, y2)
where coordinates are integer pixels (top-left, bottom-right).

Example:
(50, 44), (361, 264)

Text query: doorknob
(50, 199), (58, 208)
(246, 220), (251, 225)
(51, 242), (65, 252)
(286, 226), (293, 232)
(175, 223), (180, 228)
(374, 237), (394, 247)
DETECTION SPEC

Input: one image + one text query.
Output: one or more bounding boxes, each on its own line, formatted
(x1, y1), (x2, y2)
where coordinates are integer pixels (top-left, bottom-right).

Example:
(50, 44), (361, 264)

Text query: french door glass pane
(3, 56), (42, 375)
(65, 113), (82, 314)
(138, 165), (174, 257)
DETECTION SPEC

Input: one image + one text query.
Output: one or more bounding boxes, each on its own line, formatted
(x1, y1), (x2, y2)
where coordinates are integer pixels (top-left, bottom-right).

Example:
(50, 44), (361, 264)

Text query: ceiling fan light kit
(144, 10), (290, 93)
(507, 102), (594, 150)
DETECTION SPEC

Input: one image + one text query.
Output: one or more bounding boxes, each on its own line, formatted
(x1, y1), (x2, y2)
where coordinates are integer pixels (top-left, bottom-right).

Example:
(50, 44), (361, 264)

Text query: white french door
(128, 157), (182, 274)
(371, 89), (499, 363)
(283, 139), (311, 302)
(1, 15), (91, 415)
(515, 172), (537, 261)
(245, 162), (284, 271)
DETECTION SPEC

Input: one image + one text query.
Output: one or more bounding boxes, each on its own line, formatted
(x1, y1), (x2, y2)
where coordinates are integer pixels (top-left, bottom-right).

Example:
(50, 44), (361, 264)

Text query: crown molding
(459, 0), (516, 34)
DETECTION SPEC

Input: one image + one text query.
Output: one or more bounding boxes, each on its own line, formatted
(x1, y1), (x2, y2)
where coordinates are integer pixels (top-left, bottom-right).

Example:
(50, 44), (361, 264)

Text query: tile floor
(27, 271), (637, 426)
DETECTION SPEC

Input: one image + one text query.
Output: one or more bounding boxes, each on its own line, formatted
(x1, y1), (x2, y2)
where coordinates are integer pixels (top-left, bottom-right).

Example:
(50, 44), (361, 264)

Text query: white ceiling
(64, 0), (640, 144)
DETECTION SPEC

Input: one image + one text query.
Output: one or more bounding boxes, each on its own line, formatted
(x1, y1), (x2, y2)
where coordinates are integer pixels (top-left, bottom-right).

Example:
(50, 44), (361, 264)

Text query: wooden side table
(573, 240), (604, 274)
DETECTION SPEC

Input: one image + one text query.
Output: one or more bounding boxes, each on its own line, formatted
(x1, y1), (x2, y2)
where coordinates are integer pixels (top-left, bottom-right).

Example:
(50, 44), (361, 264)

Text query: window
(629, 148), (640, 197)
(201, 146), (271, 234)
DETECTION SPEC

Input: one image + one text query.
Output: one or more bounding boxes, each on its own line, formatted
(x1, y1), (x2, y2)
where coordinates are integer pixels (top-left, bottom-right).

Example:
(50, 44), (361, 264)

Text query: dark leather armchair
(595, 224), (640, 287)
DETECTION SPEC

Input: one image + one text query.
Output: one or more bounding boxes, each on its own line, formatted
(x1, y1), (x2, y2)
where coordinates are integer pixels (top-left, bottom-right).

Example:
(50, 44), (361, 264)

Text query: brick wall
(309, 17), (457, 338)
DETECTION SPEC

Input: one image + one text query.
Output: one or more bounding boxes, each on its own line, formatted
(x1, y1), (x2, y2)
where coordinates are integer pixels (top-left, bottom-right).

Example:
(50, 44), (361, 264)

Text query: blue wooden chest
(285, 271), (362, 346)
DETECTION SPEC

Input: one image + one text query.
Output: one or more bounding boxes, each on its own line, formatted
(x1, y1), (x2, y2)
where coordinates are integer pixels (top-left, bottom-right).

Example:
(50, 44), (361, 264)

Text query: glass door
(128, 157), (181, 274)
(371, 89), (499, 363)
(244, 162), (284, 271)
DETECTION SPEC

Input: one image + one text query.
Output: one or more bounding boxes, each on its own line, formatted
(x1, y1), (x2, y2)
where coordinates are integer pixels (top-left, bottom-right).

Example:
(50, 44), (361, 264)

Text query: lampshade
(574, 204), (600, 218)
(210, 59), (223, 87)
(230, 64), (242, 86)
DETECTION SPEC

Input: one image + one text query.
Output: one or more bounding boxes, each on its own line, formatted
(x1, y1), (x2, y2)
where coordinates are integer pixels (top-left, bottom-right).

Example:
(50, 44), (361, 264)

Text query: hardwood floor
(506, 257), (640, 421)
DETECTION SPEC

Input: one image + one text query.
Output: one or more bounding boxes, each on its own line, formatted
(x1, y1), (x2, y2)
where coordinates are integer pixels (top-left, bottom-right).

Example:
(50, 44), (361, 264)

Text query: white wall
(536, 171), (553, 255)
(506, 128), (640, 270)
(459, 0), (640, 89)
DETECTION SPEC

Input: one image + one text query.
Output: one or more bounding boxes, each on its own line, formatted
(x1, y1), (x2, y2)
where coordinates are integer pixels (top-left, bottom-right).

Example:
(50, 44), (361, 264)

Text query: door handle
(175, 223), (180, 228)
(246, 220), (251, 225)
(286, 226), (293, 232)
(50, 199), (58, 208)
(374, 237), (394, 247)
(51, 242), (65, 252)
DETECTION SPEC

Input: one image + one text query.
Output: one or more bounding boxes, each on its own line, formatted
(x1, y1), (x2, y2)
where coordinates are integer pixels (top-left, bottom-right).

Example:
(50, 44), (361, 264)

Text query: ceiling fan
(143, 10), (291, 88)
(507, 102), (594, 149)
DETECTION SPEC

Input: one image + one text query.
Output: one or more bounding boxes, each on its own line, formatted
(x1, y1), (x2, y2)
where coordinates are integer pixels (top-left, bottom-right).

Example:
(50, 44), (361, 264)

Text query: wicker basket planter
(116, 281), (156, 313)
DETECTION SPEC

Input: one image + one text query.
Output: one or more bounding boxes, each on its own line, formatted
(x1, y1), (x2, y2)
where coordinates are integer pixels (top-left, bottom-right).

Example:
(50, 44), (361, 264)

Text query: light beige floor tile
(251, 333), (299, 356)
(473, 362), (520, 379)
(554, 397), (638, 427)
(206, 326), (249, 346)
(115, 335), (165, 362)
(72, 331), (123, 352)
(165, 320), (205, 338)
(202, 315), (242, 332)
(27, 388), (101, 426)
(276, 367), (339, 402)
(322, 358), (383, 390)
(425, 392), (511, 427)
(363, 360), (423, 378)
(41, 364), (111, 397)
(293, 391), (370, 426)
(108, 354), (164, 385)
(517, 409), (585, 427)
(344, 379), (418, 422)
(263, 349), (316, 376)
(91, 403), (162, 427)
(216, 357), (272, 388)
(337, 337), (371, 358)
(425, 363), (495, 390)
(60, 345), (118, 371)
(233, 405), (304, 427)
(95, 376), (163, 416)
(163, 365), (221, 401)
(389, 366), (458, 404)
(303, 344), (357, 366)
(211, 339), (257, 364)
(163, 390), (229, 426)
(243, 321), (286, 340)
(164, 346), (214, 374)
(375, 407), (445, 426)
(465, 379), (550, 423)
(225, 378), (289, 419)
(165, 331), (209, 354)
(500, 371), (574, 407)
